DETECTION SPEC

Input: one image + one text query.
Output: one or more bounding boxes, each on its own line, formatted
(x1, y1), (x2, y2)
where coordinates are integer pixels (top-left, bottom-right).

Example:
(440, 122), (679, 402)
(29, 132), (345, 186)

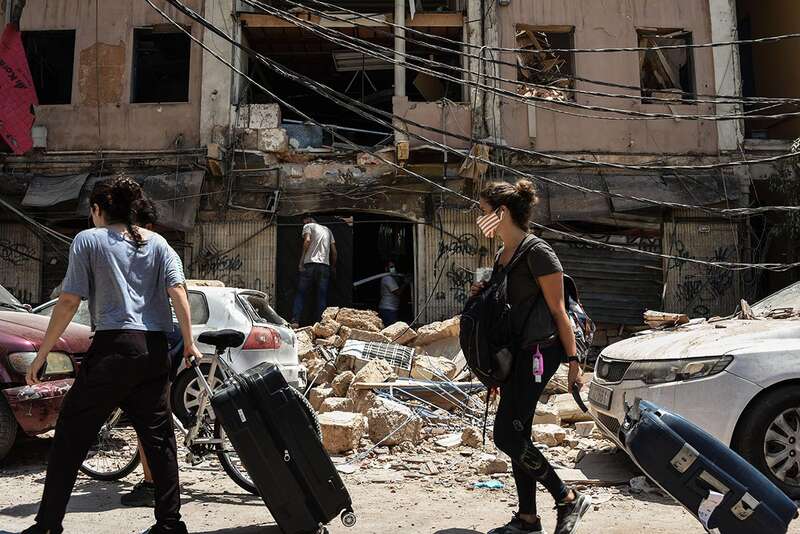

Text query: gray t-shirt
(62, 228), (185, 332)
(302, 223), (335, 266)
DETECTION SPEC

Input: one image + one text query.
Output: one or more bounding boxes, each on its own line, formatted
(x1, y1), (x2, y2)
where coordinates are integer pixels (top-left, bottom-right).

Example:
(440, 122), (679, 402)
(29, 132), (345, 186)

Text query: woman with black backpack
(471, 180), (590, 534)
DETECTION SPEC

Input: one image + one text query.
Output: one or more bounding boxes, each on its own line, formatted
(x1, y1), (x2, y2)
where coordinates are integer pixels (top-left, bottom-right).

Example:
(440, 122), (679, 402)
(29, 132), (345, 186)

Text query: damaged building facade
(0, 0), (789, 350)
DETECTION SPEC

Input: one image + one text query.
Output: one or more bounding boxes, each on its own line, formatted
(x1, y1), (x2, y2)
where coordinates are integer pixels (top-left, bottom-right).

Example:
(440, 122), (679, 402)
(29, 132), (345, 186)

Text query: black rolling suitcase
(574, 387), (797, 533)
(209, 361), (356, 534)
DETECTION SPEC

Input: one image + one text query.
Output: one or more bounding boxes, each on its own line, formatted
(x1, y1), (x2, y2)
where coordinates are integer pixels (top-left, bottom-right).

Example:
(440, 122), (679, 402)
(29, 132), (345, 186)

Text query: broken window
(132, 28), (191, 103)
(638, 29), (694, 102)
(515, 25), (575, 102)
(22, 30), (76, 105)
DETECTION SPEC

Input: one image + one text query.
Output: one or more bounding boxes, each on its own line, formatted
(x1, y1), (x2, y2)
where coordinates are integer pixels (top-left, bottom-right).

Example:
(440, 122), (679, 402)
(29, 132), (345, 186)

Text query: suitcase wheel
(341, 511), (357, 528)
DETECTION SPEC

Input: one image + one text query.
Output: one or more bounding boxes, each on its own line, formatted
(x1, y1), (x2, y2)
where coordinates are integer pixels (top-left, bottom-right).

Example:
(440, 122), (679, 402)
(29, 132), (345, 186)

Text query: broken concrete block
(381, 322), (417, 345)
(367, 398), (422, 446)
(335, 308), (384, 332)
(477, 455), (509, 475)
(352, 358), (397, 386)
(339, 325), (352, 344)
(319, 397), (355, 414)
(319, 411), (365, 454)
(313, 320), (340, 339)
(315, 335), (343, 348)
(533, 424), (567, 447)
(534, 403), (562, 426)
(246, 103), (281, 130)
(574, 421), (596, 437)
(303, 357), (337, 386)
(411, 354), (458, 382)
(258, 128), (289, 153)
(331, 371), (355, 397)
(239, 128), (260, 150)
(348, 388), (377, 415)
(461, 426), (482, 449)
(321, 307), (340, 322)
(347, 329), (391, 344)
(551, 392), (593, 424)
(296, 329), (316, 362)
(436, 433), (462, 449)
(414, 316), (460, 346)
(309, 386), (334, 412)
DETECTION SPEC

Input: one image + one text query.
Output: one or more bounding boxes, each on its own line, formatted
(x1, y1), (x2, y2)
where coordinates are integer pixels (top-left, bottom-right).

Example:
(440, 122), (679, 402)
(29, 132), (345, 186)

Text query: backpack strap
(500, 234), (539, 275)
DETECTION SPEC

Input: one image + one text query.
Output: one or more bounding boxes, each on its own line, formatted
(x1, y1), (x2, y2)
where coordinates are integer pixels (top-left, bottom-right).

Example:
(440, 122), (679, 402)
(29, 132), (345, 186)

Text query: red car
(0, 301), (90, 461)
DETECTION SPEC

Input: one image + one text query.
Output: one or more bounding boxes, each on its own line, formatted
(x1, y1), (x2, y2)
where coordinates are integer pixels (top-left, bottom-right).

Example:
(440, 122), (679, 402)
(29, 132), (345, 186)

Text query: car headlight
(622, 356), (733, 385)
(7, 352), (75, 376)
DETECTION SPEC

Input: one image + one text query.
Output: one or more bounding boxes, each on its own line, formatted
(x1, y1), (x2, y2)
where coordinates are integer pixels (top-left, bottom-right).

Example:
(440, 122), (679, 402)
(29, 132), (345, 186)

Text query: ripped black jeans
(493, 343), (570, 516)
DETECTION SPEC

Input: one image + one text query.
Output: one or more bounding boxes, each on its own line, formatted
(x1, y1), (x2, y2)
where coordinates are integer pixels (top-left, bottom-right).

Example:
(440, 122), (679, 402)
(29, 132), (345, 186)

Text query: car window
(188, 291), (210, 325)
(37, 300), (92, 327)
(240, 293), (285, 326)
(752, 282), (800, 316)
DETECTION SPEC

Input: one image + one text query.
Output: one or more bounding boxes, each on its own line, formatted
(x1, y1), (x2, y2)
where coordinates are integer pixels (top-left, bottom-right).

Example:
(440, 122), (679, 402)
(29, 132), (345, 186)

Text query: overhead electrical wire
(301, 0), (800, 106)
(150, 0), (800, 272)
(249, 1), (800, 123)
(288, 0), (800, 108)
(177, 0), (800, 216)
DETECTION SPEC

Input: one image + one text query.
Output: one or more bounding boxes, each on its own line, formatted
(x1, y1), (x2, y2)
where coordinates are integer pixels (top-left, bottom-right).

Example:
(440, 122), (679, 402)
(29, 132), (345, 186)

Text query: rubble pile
(296, 307), (619, 490)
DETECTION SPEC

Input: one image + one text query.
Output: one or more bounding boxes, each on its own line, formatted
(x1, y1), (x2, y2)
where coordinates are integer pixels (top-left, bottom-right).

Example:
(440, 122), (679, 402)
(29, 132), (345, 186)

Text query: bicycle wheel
(80, 409), (141, 481)
(214, 420), (257, 495)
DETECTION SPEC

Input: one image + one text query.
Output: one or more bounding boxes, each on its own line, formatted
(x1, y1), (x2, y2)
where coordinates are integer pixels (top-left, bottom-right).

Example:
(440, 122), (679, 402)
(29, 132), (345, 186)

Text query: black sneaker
(488, 513), (547, 534)
(121, 480), (156, 508)
(140, 522), (188, 534)
(18, 525), (62, 534)
(554, 491), (592, 534)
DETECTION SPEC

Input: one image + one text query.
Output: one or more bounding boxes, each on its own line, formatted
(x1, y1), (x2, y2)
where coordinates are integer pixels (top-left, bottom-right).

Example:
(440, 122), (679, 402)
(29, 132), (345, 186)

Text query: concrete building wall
(20, 0), (205, 151)
(494, 0), (720, 155)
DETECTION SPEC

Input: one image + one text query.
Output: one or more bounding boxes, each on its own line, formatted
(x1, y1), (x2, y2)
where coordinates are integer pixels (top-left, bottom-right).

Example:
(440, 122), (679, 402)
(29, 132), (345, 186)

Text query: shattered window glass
(638, 29), (694, 102)
(515, 26), (575, 102)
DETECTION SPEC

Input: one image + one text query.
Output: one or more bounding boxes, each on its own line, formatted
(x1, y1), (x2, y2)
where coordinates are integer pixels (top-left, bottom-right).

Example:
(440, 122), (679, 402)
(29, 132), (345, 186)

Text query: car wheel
(171, 364), (225, 426)
(733, 386), (800, 499)
(0, 395), (19, 462)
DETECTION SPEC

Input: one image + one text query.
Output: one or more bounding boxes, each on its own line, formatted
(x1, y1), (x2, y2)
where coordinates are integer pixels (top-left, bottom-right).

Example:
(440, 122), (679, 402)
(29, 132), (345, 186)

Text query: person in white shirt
(291, 215), (337, 325)
(379, 260), (406, 326)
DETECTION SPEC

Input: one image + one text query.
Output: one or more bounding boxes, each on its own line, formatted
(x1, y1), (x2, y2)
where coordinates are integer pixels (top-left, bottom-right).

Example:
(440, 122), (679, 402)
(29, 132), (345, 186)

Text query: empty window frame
(22, 30), (76, 105)
(515, 25), (575, 102)
(132, 28), (191, 103)
(638, 29), (695, 102)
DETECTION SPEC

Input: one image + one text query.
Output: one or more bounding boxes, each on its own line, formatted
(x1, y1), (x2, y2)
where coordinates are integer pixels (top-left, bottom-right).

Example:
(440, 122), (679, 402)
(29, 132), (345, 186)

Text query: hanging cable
(149, 0), (800, 272)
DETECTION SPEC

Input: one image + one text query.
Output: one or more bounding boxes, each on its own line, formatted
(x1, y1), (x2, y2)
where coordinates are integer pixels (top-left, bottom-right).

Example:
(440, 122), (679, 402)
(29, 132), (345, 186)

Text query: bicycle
(79, 330), (256, 494)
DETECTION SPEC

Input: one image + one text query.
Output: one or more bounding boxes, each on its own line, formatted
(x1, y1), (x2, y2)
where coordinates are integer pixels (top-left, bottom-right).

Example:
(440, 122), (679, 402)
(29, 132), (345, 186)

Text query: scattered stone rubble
(297, 307), (620, 491)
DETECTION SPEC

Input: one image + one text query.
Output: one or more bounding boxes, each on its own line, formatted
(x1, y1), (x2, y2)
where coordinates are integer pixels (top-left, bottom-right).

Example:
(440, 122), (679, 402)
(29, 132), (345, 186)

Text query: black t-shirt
(497, 236), (563, 307)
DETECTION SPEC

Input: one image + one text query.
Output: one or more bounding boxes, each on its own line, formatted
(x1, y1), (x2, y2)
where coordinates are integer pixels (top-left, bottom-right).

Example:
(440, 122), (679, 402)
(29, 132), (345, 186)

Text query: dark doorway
(275, 215), (354, 326)
(22, 30), (76, 105)
(352, 214), (415, 324)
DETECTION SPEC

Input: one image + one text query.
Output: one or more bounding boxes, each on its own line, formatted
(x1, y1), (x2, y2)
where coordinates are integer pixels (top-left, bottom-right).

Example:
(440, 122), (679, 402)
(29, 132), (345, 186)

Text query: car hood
(601, 319), (800, 361)
(0, 311), (91, 354)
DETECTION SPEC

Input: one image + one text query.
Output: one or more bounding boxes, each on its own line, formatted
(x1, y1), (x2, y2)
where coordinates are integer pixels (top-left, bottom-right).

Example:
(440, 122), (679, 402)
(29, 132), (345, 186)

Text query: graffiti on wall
(0, 240), (36, 265)
(668, 240), (736, 317)
(432, 233), (490, 306)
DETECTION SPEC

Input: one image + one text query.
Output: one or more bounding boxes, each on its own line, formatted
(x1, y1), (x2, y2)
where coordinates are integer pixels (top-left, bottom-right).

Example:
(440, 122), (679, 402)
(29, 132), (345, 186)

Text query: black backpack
(459, 235), (539, 389)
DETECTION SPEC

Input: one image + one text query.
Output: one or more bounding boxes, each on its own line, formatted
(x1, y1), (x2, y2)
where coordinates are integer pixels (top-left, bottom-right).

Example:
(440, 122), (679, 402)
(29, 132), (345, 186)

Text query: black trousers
(493, 344), (570, 516)
(36, 330), (182, 531)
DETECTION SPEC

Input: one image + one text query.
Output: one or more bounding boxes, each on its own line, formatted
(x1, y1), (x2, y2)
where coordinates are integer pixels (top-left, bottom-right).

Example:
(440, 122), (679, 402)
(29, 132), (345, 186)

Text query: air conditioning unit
(32, 125), (47, 149)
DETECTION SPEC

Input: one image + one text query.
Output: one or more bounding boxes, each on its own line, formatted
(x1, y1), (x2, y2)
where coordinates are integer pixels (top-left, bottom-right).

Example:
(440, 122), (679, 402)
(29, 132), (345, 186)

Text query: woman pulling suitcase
(471, 180), (591, 534)
(19, 176), (202, 534)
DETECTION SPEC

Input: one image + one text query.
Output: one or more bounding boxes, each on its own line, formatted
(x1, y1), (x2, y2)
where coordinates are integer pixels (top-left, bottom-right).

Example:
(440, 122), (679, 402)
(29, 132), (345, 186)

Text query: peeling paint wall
(20, 0), (206, 150)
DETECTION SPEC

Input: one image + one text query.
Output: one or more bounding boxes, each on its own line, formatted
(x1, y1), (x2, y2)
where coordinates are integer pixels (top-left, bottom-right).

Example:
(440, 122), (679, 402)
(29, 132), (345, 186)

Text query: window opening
(515, 25), (575, 102)
(188, 291), (210, 325)
(22, 30), (76, 105)
(132, 28), (191, 103)
(638, 29), (695, 102)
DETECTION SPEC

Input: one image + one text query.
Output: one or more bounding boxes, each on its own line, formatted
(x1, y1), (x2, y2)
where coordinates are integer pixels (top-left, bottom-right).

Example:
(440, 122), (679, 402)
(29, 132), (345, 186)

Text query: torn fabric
(22, 174), (89, 207)
(0, 24), (38, 154)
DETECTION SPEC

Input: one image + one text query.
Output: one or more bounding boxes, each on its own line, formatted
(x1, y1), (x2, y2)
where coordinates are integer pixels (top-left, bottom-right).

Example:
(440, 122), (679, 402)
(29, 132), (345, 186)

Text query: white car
(589, 281), (800, 498)
(34, 285), (304, 422)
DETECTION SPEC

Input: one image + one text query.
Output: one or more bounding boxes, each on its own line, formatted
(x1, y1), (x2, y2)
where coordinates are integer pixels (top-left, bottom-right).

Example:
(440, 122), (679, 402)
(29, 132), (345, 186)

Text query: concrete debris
(381, 322), (417, 345)
(309, 386), (335, 412)
(331, 371), (355, 397)
(534, 403), (562, 426)
(348, 388), (378, 415)
(315, 335), (344, 349)
(533, 424), (567, 447)
(321, 307), (340, 322)
(414, 316), (460, 346)
(574, 421), (596, 437)
(550, 393), (593, 424)
(318, 411), (366, 454)
(644, 310), (690, 329)
(476, 454), (509, 475)
(319, 397), (355, 414)
(461, 426), (483, 449)
(303, 357), (337, 386)
(411, 354), (458, 382)
(313, 320), (341, 339)
(435, 433), (462, 449)
(544, 365), (570, 395)
(295, 329), (316, 362)
(367, 397), (422, 446)
(351, 358), (398, 386)
(331, 308), (384, 332)
(239, 103), (281, 130)
(257, 128), (290, 154)
(347, 329), (392, 344)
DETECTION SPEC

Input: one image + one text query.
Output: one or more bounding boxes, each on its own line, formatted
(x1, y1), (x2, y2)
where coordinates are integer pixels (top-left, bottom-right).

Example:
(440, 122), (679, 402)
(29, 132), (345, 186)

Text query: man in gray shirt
(291, 215), (337, 325)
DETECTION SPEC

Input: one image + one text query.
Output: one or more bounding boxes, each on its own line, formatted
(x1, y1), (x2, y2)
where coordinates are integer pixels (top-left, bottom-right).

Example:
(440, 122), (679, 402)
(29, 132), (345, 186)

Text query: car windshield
(0, 284), (26, 311)
(239, 293), (286, 326)
(752, 281), (800, 316)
